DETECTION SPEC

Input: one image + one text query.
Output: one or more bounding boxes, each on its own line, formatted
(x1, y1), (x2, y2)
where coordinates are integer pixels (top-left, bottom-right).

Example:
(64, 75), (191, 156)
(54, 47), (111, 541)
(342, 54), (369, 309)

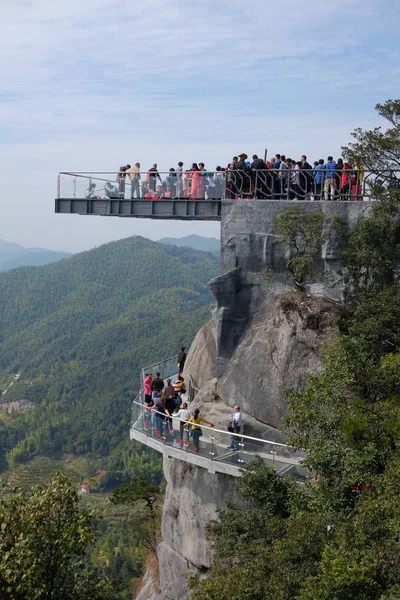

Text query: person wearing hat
(237, 152), (250, 196)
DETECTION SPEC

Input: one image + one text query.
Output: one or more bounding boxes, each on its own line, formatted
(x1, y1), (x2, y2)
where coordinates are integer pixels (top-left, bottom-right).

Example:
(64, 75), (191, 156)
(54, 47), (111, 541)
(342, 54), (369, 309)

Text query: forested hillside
(0, 236), (218, 477)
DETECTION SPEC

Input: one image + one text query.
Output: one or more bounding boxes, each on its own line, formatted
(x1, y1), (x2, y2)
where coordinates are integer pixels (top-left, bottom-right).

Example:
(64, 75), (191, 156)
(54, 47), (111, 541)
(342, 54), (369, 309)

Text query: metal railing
(141, 354), (179, 386)
(57, 170), (400, 202)
(130, 394), (310, 482)
(187, 375), (199, 404)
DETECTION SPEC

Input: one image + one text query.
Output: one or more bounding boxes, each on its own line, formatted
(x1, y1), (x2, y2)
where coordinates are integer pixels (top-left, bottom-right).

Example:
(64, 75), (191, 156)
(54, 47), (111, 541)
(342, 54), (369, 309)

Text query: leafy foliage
(274, 207), (327, 291)
(0, 472), (117, 599)
(342, 99), (400, 171)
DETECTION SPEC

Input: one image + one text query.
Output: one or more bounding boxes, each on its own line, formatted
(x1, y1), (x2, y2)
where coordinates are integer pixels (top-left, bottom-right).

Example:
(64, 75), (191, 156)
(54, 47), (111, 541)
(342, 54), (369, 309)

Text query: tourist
(190, 163), (205, 199)
(213, 166), (225, 198)
(128, 163), (141, 198)
(183, 170), (191, 195)
(324, 156), (336, 200)
(314, 159), (325, 201)
(237, 153), (250, 196)
(300, 155), (313, 199)
(116, 165), (130, 198)
(155, 185), (165, 198)
(176, 162), (184, 197)
(279, 155), (290, 199)
(173, 402), (191, 446)
(228, 156), (239, 198)
(227, 405), (242, 451)
(163, 379), (176, 430)
(174, 375), (186, 397)
(105, 182), (119, 199)
(335, 158), (344, 199)
(143, 372), (153, 405)
(341, 162), (352, 200)
(272, 155), (281, 197)
(251, 154), (268, 199)
(85, 183), (97, 199)
(151, 371), (164, 401)
(177, 347), (187, 373)
(148, 164), (162, 192)
(187, 408), (214, 452)
(154, 396), (171, 439)
(166, 168), (177, 197)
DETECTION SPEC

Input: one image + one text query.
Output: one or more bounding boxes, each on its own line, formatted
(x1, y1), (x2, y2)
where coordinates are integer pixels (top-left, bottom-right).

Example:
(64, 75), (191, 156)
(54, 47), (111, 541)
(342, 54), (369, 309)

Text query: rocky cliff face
(136, 200), (369, 600)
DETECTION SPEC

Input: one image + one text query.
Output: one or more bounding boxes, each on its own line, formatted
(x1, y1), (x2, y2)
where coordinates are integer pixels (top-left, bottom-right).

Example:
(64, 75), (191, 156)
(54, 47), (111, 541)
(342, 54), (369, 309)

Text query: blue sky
(1, 0), (399, 252)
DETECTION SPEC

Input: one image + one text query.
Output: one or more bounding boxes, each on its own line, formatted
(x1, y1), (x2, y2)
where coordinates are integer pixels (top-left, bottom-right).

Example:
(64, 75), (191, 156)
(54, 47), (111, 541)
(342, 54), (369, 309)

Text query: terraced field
(5, 455), (103, 489)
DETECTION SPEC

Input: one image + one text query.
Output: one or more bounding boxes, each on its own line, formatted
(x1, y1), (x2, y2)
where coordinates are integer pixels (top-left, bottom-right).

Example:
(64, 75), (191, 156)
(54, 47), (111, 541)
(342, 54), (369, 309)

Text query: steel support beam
(55, 198), (222, 221)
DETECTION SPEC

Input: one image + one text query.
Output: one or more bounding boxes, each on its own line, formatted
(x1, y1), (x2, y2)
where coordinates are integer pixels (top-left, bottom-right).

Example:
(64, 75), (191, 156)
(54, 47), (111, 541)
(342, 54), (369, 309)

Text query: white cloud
(0, 0), (398, 250)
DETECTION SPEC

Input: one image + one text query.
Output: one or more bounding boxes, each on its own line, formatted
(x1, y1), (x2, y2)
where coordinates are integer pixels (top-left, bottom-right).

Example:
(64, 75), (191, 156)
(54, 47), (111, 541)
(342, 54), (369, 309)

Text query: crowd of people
(86, 154), (366, 202)
(141, 347), (242, 453)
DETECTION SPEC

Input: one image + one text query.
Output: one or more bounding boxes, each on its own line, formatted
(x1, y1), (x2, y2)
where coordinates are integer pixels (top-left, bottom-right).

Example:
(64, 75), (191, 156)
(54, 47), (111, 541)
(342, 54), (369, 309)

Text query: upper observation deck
(54, 169), (398, 222)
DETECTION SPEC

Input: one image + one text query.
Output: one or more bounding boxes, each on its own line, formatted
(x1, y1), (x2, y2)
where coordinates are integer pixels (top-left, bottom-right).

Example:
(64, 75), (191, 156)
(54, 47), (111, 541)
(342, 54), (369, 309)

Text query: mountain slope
(158, 234), (220, 253)
(0, 236), (218, 476)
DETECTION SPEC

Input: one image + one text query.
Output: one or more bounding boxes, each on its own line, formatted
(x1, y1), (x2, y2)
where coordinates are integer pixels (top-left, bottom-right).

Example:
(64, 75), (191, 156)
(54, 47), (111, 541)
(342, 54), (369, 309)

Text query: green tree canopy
(0, 472), (117, 599)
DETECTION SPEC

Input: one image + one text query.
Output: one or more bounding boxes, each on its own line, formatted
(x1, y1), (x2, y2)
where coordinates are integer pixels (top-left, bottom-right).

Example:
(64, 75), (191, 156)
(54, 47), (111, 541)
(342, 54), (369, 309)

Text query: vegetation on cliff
(190, 101), (400, 599)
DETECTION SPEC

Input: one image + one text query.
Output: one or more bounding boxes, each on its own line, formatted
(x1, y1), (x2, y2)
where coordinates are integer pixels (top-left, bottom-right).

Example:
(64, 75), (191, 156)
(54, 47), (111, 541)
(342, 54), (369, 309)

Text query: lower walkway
(131, 356), (310, 483)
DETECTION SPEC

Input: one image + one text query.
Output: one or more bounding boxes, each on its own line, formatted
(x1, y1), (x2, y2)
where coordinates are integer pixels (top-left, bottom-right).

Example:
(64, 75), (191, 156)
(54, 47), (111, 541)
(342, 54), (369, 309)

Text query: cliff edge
(137, 200), (369, 600)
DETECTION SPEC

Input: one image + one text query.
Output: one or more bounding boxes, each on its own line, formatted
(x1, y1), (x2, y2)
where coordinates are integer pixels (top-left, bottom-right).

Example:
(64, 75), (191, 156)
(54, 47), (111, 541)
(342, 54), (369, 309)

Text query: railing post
(238, 434), (244, 465)
(73, 176), (76, 199)
(57, 173), (61, 199)
(209, 431), (215, 460)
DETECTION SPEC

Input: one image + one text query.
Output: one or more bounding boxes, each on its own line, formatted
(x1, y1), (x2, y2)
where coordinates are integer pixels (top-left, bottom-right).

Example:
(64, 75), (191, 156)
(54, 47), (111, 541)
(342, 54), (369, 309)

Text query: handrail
(57, 169), (400, 203)
(131, 398), (291, 450)
(141, 354), (179, 375)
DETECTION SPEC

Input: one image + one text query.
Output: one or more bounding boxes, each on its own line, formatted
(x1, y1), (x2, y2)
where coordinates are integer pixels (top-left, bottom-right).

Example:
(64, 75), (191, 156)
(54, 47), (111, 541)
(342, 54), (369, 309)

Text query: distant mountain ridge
(0, 239), (71, 272)
(158, 234), (220, 253)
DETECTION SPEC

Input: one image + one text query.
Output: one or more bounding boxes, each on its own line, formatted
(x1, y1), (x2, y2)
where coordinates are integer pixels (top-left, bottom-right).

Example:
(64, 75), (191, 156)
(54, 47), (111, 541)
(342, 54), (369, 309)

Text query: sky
(1, 0), (399, 253)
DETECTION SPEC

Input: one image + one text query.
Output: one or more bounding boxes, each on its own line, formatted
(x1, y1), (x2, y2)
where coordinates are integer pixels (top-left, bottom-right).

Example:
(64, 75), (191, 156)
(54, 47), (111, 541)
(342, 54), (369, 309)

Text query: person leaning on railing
(153, 396), (171, 439)
(187, 408), (214, 453)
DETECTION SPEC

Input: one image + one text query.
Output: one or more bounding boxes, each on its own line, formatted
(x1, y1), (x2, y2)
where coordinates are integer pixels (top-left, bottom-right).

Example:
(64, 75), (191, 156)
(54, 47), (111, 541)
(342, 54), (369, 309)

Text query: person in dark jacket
(300, 155), (313, 198)
(177, 347), (187, 373)
(251, 155), (269, 199)
(237, 153), (250, 196)
(151, 372), (164, 401)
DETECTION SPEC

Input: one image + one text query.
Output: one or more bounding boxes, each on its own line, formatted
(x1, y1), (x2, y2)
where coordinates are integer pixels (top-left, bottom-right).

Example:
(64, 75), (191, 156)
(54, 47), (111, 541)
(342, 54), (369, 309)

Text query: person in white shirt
(279, 155), (289, 199)
(85, 183), (97, 198)
(173, 403), (191, 446)
(228, 405), (242, 451)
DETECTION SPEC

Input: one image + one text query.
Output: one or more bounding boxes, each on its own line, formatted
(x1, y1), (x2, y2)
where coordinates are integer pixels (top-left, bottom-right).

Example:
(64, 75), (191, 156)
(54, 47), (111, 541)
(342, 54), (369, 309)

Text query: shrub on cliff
(274, 206), (327, 291)
(0, 473), (117, 599)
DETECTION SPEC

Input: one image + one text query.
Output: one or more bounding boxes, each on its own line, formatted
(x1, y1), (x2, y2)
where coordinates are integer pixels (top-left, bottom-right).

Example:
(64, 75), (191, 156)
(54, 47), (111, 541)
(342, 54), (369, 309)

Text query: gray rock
(136, 569), (164, 600)
(157, 542), (190, 600)
(214, 200), (370, 376)
(183, 319), (216, 390)
(161, 456), (238, 570)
